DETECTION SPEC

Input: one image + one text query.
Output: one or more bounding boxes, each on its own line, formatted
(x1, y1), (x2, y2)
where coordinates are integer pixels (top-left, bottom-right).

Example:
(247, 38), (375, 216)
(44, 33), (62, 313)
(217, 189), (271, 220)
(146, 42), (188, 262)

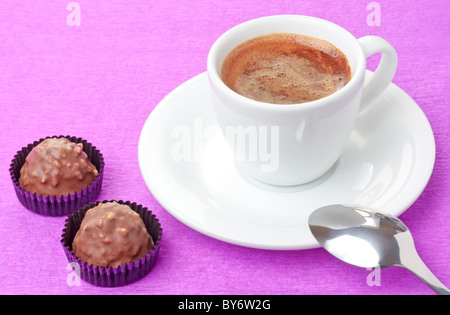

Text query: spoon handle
(400, 248), (450, 295)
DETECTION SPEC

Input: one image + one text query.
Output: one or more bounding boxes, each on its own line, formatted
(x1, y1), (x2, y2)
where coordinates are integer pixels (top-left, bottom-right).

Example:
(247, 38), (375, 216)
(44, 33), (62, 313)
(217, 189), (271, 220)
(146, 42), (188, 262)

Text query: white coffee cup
(207, 15), (397, 186)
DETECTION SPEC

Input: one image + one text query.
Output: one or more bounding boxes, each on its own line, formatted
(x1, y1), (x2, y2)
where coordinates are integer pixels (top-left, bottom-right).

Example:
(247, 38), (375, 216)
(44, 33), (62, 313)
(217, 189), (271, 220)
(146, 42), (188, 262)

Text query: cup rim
(207, 15), (366, 111)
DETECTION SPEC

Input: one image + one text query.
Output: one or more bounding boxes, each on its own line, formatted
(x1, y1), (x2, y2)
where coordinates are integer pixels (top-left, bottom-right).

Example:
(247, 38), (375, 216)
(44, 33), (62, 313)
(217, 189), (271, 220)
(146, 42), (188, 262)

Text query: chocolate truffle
(72, 202), (154, 268)
(19, 137), (98, 197)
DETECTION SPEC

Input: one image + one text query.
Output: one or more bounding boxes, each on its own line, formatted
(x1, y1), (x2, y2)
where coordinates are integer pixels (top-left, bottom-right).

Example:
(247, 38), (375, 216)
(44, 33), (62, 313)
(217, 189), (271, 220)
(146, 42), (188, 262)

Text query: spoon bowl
(308, 205), (449, 295)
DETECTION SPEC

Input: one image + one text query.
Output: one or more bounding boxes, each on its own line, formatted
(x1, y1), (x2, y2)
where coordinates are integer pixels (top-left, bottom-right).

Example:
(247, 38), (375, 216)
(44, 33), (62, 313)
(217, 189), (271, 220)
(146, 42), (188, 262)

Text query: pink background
(1, 1), (449, 295)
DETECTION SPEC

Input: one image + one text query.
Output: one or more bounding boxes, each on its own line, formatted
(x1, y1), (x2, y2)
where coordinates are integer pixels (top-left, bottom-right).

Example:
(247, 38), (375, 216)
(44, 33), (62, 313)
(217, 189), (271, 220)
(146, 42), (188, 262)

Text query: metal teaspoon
(308, 204), (449, 295)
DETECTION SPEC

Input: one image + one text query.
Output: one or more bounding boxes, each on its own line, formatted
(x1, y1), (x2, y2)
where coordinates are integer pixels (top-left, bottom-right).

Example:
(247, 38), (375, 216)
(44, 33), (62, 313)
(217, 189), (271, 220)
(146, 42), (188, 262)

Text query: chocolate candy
(72, 202), (154, 268)
(18, 137), (98, 197)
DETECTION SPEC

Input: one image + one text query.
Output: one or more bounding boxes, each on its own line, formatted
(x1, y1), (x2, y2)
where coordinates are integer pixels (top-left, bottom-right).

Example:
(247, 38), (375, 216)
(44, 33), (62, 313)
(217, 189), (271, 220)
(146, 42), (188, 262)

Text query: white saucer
(138, 71), (435, 250)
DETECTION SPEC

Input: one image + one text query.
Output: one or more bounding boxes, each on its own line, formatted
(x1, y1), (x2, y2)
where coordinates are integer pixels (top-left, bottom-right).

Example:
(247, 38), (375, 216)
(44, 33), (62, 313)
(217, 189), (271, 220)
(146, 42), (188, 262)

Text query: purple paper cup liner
(61, 200), (162, 287)
(9, 135), (104, 216)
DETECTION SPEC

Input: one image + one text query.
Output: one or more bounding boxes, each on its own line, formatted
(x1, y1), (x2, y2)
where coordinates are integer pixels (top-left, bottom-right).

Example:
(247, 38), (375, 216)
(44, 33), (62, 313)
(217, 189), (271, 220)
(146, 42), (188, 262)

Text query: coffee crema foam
(220, 33), (351, 104)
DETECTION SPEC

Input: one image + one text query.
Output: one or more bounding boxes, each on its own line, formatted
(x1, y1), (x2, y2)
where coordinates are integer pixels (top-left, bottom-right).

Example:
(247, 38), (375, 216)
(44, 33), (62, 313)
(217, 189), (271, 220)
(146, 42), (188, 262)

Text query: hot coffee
(221, 33), (351, 104)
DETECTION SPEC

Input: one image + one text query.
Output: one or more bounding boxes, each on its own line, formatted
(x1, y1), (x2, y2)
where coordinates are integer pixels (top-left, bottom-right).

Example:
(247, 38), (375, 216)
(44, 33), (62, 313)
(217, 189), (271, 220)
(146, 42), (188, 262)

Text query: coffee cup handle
(358, 36), (398, 112)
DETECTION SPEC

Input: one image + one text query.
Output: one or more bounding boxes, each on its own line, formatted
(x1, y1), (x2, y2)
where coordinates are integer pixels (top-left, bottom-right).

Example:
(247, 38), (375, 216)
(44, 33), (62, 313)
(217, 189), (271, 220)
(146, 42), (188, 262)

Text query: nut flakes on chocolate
(72, 202), (154, 269)
(18, 137), (98, 197)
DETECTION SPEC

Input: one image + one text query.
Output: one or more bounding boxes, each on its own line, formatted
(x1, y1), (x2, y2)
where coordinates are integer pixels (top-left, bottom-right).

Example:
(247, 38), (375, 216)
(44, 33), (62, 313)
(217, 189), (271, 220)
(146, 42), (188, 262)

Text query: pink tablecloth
(0, 0), (449, 295)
